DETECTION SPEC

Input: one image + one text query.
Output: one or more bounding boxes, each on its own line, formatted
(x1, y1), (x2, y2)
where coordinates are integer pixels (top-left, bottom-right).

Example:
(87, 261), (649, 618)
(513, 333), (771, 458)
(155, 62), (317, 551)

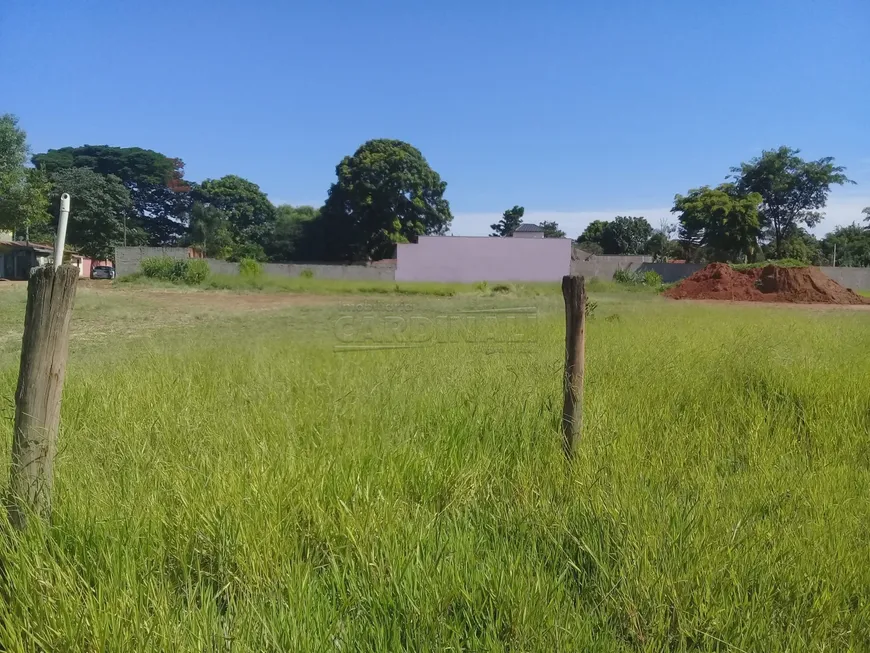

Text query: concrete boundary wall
(638, 262), (870, 290)
(820, 267), (870, 291)
(198, 258), (397, 280)
(114, 247), (396, 281)
(570, 248), (653, 280)
(116, 247), (188, 278)
(113, 246), (870, 289)
(396, 236), (571, 282)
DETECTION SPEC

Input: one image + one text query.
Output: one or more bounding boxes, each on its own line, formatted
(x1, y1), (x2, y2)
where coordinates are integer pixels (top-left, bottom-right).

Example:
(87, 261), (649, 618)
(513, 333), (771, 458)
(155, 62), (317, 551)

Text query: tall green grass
(0, 291), (867, 650)
(122, 271), (664, 298)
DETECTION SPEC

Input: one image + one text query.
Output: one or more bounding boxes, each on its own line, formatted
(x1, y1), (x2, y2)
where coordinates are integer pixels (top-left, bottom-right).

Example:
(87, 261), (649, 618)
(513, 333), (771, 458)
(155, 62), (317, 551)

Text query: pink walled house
(1, 232), (114, 279)
(395, 236), (572, 283)
(79, 258), (113, 278)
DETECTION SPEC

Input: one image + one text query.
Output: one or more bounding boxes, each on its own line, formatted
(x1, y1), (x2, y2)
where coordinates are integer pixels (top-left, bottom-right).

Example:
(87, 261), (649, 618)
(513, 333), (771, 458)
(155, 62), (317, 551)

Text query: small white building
(511, 223), (544, 239)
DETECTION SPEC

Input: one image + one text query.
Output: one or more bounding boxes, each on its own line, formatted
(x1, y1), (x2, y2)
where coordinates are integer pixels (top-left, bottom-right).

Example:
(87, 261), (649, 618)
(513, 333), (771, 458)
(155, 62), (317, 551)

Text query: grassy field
(120, 271), (653, 298)
(0, 281), (868, 651)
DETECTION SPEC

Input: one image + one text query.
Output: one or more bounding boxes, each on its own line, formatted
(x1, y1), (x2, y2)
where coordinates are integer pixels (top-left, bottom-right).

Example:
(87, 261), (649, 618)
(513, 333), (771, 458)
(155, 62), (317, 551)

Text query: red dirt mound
(664, 263), (870, 305)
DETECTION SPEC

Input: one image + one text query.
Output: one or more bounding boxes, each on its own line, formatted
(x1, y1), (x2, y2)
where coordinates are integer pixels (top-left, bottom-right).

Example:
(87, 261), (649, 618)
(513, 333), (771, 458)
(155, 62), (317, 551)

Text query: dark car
(91, 265), (116, 280)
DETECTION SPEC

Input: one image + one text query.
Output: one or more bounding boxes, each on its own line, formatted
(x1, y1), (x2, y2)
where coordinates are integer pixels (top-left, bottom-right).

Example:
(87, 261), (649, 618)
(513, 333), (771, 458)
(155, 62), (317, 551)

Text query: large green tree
(194, 175), (276, 257)
(863, 207), (869, 227)
(575, 219), (608, 253)
(599, 216), (653, 255)
(46, 168), (138, 259)
(0, 114), (51, 237)
(0, 114), (27, 197)
(188, 202), (233, 258)
(820, 224), (870, 267)
(644, 219), (680, 262)
(577, 220), (607, 245)
(32, 145), (192, 246)
(318, 139), (452, 261)
(730, 146), (853, 258)
(539, 220), (566, 238)
(2, 169), (52, 241)
(490, 205), (524, 236)
(671, 184), (762, 262)
(775, 228), (822, 265)
(267, 204), (319, 261)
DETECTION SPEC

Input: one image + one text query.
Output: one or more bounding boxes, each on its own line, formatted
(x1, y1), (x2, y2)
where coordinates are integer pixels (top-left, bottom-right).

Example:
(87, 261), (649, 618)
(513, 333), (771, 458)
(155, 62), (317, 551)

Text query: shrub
(613, 268), (639, 285)
(642, 270), (663, 288)
(184, 259), (210, 285)
(169, 260), (189, 282)
(491, 283), (511, 293)
(239, 258), (263, 277)
(228, 243), (267, 263)
(140, 256), (209, 285)
(141, 256), (176, 279)
(612, 268), (663, 289)
(300, 268), (314, 279)
(473, 281), (489, 293)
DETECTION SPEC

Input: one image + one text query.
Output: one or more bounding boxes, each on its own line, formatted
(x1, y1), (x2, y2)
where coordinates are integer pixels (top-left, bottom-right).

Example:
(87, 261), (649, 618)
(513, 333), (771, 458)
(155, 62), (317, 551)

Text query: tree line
(2, 113), (868, 266)
(570, 147), (868, 266)
(0, 116), (454, 262)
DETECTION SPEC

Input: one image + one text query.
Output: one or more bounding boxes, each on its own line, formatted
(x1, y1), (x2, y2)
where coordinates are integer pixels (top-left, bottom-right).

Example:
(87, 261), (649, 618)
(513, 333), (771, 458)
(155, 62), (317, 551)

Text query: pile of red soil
(665, 263), (870, 305)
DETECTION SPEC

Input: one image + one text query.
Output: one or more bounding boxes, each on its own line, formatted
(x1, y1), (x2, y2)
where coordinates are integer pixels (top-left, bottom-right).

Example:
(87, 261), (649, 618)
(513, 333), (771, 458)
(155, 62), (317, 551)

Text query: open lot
(0, 281), (868, 651)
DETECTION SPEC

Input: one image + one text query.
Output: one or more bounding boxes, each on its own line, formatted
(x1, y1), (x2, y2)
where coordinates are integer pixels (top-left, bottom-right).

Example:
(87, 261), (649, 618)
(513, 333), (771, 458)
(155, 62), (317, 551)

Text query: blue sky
(3, 0), (868, 238)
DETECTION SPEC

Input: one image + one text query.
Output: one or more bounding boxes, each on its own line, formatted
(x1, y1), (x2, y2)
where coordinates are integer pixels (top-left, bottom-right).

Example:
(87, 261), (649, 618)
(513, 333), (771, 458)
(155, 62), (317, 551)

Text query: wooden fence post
(561, 275), (586, 460)
(8, 265), (78, 529)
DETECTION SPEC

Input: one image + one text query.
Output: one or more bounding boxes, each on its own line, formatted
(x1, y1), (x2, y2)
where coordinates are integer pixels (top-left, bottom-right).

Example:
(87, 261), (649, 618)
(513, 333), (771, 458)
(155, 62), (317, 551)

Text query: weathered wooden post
(561, 275), (586, 460)
(7, 193), (78, 529)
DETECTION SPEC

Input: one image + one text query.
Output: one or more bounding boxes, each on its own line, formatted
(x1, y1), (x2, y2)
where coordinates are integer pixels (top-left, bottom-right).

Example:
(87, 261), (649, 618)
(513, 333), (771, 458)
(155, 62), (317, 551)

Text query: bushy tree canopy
(672, 184), (762, 262)
(0, 114), (51, 236)
(194, 175), (276, 255)
(731, 146), (852, 257)
(600, 216), (653, 255)
(575, 240), (603, 255)
(576, 220), (607, 246)
(490, 206), (524, 236)
(0, 114), (28, 191)
(33, 145), (192, 246)
(47, 167), (136, 259)
(539, 221), (566, 238)
(267, 204), (319, 261)
(820, 224), (870, 267)
(318, 139), (452, 261)
(188, 202), (232, 258)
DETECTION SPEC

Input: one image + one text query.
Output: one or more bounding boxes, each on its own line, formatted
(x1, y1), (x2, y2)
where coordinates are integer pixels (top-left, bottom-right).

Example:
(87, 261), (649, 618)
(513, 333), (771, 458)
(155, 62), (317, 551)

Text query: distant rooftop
(513, 223), (544, 233)
(0, 239), (55, 253)
(0, 238), (82, 256)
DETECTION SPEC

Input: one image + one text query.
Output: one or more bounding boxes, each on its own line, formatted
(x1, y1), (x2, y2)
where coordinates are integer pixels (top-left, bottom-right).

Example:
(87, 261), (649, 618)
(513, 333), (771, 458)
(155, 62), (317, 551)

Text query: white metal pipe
(54, 193), (71, 269)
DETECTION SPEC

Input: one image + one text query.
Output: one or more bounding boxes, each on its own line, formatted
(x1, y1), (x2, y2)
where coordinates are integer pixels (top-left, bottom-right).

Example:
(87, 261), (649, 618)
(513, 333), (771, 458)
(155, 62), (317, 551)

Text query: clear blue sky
(3, 0), (868, 237)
